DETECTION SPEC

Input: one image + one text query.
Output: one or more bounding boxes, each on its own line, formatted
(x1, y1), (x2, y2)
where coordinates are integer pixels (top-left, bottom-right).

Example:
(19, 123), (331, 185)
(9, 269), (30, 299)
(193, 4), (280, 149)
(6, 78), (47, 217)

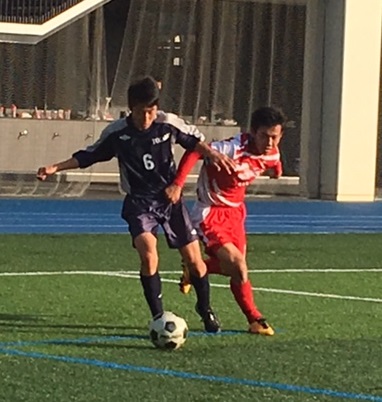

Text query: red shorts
(191, 202), (247, 257)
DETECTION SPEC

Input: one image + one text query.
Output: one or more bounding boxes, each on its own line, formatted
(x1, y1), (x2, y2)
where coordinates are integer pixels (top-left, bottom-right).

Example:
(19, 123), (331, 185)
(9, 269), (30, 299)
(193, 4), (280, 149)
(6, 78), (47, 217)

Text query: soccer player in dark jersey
(37, 76), (235, 332)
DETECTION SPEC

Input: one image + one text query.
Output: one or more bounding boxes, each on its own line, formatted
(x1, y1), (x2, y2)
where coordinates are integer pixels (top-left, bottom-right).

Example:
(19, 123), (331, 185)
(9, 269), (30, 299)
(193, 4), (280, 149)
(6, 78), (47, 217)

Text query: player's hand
(268, 162), (282, 179)
(268, 170), (281, 179)
(36, 165), (58, 181)
(208, 149), (236, 174)
(165, 183), (182, 204)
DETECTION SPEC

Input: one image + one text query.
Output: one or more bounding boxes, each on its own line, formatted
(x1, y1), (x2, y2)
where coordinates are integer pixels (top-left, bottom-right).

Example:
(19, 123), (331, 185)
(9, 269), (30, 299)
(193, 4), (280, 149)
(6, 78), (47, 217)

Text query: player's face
(250, 124), (283, 155)
(131, 104), (158, 131)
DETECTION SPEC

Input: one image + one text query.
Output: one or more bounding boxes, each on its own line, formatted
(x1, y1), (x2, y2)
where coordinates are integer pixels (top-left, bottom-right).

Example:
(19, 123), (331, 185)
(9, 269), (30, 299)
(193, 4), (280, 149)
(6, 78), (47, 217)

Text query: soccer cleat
(248, 318), (275, 336)
(179, 261), (192, 294)
(195, 304), (221, 333)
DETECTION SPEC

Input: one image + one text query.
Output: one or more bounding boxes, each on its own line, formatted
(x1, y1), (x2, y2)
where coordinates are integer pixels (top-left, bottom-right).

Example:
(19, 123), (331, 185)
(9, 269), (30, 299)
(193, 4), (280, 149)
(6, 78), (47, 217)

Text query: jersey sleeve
(173, 134), (240, 188)
(156, 111), (205, 150)
(72, 124), (116, 168)
(273, 160), (283, 178)
(264, 147), (283, 178)
(209, 136), (239, 158)
(173, 150), (202, 188)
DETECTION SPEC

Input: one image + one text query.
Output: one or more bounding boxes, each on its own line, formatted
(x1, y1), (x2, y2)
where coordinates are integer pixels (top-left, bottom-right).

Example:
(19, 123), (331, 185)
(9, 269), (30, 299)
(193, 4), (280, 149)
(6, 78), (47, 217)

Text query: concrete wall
(0, 118), (299, 197)
(0, 118), (239, 175)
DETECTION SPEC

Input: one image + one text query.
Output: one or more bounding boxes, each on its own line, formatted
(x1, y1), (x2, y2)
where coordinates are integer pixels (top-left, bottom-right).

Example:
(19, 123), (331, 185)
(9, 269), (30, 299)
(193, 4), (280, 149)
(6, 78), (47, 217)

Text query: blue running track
(1, 198), (382, 234)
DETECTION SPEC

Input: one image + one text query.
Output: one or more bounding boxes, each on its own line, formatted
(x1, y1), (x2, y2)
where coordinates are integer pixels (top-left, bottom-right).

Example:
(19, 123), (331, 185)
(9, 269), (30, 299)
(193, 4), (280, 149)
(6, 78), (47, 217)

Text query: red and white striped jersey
(197, 133), (282, 207)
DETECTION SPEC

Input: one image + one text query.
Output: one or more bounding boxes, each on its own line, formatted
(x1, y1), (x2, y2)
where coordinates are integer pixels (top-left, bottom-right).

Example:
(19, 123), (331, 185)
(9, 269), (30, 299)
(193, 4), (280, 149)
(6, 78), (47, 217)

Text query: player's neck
(248, 140), (261, 156)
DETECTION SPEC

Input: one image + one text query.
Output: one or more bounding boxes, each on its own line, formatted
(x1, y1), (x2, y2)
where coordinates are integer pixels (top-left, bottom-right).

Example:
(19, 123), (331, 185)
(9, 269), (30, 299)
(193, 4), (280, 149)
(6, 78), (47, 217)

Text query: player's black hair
(250, 106), (287, 132)
(127, 76), (160, 109)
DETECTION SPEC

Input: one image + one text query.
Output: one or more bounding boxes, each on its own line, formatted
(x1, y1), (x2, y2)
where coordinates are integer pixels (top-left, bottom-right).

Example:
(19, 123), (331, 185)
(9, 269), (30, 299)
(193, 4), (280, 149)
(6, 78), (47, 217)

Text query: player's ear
(278, 126), (284, 138)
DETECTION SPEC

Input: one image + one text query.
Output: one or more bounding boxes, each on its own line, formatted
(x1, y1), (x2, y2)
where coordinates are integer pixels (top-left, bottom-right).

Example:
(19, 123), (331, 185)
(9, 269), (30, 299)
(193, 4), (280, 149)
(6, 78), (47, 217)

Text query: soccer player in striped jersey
(165, 106), (286, 335)
(37, 76), (236, 333)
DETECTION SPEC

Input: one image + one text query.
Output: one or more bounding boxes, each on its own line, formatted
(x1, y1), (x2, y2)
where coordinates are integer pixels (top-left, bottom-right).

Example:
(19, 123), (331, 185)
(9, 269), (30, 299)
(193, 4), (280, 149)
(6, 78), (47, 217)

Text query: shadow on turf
(0, 323), (248, 338)
(67, 340), (153, 350)
(0, 313), (53, 321)
(0, 313), (252, 339)
(0, 314), (145, 336)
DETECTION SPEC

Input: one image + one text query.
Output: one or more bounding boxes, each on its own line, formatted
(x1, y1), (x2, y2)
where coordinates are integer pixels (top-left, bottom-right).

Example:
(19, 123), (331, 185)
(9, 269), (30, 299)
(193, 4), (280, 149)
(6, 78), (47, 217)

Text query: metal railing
(0, 0), (84, 24)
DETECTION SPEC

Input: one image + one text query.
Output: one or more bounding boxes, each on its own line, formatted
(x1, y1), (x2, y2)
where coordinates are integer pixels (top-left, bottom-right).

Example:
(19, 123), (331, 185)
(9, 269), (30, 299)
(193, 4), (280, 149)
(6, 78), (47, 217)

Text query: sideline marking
(2, 211), (382, 219)
(0, 347), (381, 401)
(155, 268), (382, 274)
(143, 276), (382, 304)
(0, 270), (381, 303)
(252, 268), (382, 273)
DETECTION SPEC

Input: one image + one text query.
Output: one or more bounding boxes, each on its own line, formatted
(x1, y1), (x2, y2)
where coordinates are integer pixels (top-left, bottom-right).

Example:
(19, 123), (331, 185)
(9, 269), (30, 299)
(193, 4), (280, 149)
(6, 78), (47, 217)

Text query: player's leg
(179, 202), (232, 293)
(134, 232), (163, 318)
(215, 208), (274, 335)
(215, 243), (260, 318)
(178, 240), (220, 333)
(163, 200), (220, 333)
(121, 197), (163, 318)
(189, 202), (229, 277)
(195, 203), (274, 335)
(215, 243), (273, 335)
(179, 259), (192, 294)
(178, 201), (211, 294)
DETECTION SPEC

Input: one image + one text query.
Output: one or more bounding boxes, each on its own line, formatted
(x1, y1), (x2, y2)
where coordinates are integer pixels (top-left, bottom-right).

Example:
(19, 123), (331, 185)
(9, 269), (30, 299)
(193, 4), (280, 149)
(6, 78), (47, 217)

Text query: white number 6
(142, 153), (155, 170)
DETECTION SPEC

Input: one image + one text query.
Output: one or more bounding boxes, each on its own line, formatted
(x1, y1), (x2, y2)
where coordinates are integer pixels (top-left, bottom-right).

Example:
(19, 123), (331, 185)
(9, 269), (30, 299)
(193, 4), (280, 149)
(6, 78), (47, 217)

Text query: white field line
(248, 268), (382, 273)
(131, 275), (382, 304)
(75, 268), (382, 274)
(0, 270), (382, 304)
(120, 268), (382, 273)
(0, 271), (119, 277)
(1, 268), (382, 277)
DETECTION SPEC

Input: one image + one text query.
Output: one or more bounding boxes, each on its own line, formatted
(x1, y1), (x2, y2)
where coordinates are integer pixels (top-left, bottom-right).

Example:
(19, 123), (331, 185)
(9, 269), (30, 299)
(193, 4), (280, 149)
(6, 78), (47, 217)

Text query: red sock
(230, 280), (263, 323)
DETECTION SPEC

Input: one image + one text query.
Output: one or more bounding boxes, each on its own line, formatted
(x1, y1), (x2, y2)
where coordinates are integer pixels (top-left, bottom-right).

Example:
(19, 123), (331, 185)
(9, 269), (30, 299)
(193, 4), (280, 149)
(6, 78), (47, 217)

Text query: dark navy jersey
(72, 111), (205, 198)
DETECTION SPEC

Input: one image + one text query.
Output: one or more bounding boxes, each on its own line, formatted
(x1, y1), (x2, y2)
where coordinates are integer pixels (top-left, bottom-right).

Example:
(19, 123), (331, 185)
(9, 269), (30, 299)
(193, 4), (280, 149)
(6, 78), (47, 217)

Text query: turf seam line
(0, 347), (381, 401)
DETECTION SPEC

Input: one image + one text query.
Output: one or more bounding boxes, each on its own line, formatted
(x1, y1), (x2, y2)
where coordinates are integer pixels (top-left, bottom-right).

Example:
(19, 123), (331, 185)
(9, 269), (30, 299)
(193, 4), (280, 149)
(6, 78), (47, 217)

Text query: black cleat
(195, 304), (221, 333)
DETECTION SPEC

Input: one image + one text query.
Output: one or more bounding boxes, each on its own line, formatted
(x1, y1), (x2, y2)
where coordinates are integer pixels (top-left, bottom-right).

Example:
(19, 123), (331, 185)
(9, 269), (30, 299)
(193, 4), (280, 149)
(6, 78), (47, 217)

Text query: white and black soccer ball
(149, 311), (188, 350)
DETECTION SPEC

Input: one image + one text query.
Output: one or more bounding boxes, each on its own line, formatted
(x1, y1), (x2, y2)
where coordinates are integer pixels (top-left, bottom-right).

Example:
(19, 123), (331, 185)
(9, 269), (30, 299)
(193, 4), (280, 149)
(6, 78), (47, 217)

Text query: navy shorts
(121, 196), (198, 249)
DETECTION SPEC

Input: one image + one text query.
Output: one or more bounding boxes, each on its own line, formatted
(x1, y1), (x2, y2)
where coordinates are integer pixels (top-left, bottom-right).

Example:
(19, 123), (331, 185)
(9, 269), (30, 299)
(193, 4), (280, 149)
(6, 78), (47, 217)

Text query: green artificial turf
(0, 234), (381, 402)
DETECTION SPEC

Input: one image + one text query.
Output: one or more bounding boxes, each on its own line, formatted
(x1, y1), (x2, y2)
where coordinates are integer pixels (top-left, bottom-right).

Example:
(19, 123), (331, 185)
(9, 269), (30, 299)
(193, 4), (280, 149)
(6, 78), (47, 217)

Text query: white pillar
(319, 0), (382, 201)
(299, 0), (325, 199)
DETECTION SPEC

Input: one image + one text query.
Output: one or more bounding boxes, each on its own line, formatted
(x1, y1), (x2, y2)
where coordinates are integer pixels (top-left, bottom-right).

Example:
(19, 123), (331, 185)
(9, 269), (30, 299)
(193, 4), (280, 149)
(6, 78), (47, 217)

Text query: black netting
(0, 0), (308, 197)
(111, 0), (305, 175)
(0, 9), (107, 114)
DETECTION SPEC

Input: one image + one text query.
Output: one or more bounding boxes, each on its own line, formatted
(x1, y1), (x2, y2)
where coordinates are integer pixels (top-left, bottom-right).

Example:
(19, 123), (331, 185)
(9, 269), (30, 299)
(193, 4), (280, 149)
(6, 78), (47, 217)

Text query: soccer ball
(149, 311), (188, 350)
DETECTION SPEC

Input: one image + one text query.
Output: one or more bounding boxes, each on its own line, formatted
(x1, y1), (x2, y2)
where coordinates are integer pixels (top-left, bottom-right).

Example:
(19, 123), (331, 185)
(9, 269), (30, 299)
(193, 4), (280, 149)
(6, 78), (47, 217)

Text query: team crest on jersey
(119, 134), (131, 141)
(152, 132), (171, 145)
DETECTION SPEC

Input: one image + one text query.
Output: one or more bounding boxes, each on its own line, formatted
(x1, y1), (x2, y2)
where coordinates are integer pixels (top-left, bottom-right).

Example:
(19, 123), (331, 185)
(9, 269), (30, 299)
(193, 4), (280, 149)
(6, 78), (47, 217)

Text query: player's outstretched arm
(194, 142), (235, 174)
(36, 157), (80, 181)
(268, 160), (283, 179)
(165, 150), (202, 204)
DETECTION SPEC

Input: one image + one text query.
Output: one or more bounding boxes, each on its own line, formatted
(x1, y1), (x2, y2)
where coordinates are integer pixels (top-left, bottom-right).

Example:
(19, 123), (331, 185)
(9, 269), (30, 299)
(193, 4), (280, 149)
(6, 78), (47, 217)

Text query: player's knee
(184, 258), (207, 277)
(229, 257), (248, 283)
(139, 252), (159, 276)
(180, 242), (207, 277)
